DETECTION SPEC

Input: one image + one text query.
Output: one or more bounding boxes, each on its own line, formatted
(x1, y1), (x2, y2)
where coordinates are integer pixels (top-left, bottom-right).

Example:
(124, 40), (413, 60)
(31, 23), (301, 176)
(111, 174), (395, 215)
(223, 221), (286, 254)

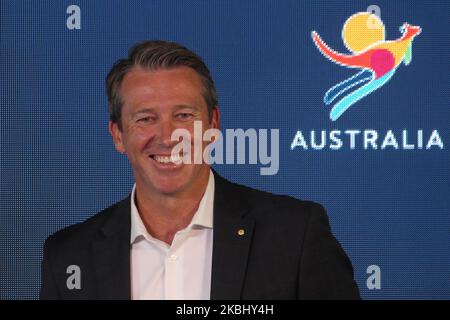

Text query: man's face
(109, 66), (219, 196)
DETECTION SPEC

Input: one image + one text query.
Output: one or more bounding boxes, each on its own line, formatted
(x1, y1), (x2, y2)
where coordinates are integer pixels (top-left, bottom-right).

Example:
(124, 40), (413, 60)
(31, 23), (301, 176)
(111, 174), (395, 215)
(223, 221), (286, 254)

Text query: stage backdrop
(1, 0), (449, 299)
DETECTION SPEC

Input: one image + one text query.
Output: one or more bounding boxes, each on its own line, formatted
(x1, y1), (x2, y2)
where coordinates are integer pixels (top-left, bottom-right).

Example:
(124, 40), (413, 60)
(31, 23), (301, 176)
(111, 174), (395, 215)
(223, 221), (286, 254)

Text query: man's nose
(156, 119), (177, 147)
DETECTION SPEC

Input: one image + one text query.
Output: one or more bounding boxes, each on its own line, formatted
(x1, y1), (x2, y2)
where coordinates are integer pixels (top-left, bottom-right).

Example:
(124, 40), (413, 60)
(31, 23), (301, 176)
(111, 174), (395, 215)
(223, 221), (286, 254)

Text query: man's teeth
(153, 154), (182, 164)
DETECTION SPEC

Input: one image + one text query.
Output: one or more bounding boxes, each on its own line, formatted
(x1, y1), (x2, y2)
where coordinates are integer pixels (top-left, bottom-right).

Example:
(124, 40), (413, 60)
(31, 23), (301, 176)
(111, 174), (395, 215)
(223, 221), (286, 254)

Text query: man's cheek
(131, 130), (155, 147)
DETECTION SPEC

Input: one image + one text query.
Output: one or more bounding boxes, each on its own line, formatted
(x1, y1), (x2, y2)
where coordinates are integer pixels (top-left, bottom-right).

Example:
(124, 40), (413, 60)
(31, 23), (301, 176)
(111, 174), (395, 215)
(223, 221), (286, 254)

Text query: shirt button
(169, 254), (178, 261)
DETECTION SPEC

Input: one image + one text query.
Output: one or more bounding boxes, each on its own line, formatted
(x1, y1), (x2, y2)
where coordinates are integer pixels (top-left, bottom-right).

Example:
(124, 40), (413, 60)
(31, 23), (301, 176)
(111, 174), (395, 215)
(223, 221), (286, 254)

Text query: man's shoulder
(217, 174), (325, 222)
(45, 197), (130, 248)
(241, 181), (322, 211)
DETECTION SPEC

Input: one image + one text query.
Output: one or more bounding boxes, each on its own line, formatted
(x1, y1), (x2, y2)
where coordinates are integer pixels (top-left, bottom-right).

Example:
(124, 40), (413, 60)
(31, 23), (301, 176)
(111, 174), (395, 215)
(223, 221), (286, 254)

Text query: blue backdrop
(1, 0), (449, 299)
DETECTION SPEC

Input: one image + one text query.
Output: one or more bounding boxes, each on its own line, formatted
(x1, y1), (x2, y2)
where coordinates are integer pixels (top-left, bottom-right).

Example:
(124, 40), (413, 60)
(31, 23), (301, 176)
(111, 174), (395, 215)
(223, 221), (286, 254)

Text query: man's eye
(137, 117), (152, 123)
(176, 113), (193, 119)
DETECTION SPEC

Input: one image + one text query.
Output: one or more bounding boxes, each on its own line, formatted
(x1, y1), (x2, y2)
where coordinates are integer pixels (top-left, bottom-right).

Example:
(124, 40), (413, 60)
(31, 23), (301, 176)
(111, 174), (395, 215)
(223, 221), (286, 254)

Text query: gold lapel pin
(237, 229), (245, 236)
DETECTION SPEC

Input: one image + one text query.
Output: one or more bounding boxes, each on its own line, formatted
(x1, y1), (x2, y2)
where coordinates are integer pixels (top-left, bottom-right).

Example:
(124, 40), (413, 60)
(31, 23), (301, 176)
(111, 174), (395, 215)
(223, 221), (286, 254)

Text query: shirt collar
(130, 170), (215, 244)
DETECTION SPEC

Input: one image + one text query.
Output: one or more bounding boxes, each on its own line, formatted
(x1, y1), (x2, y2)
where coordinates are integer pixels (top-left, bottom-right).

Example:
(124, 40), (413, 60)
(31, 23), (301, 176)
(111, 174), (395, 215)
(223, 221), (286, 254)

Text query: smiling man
(109, 64), (218, 247)
(40, 40), (360, 300)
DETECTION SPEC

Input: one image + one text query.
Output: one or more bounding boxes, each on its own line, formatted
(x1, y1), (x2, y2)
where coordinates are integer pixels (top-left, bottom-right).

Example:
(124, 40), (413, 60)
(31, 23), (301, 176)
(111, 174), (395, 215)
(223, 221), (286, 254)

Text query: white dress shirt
(130, 171), (214, 300)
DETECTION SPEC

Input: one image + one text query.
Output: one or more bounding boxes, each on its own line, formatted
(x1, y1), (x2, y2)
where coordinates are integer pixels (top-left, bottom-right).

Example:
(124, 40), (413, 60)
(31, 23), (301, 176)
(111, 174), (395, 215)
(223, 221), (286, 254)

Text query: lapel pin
(237, 229), (245, 236)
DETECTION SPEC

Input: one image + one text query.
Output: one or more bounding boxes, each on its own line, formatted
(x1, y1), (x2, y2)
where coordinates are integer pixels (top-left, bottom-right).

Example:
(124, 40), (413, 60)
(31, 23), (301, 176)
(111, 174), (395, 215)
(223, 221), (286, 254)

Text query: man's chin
(136, 165), (209, 196)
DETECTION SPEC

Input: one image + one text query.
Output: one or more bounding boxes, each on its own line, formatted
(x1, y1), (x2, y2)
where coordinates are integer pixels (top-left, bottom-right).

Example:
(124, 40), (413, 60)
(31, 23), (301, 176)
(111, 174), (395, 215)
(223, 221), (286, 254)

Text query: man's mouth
(149, 154), (183, 165)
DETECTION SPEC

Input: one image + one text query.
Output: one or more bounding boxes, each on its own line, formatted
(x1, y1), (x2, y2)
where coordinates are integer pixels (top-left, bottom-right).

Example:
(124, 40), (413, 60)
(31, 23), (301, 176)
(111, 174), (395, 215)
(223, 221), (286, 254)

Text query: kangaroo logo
(312, 12), (421, 121)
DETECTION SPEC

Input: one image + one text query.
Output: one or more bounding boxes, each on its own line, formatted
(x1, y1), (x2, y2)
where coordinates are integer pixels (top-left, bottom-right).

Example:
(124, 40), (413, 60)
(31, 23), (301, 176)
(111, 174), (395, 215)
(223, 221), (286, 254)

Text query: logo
(311, 12), (421, 121)
(290, 8), (443, 151)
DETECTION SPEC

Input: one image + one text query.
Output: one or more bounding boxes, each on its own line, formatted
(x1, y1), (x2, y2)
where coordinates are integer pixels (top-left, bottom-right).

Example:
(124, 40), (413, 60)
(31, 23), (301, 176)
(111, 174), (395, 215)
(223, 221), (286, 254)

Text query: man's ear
(109, 121), (126, 154)
(211, 106), (220, 130)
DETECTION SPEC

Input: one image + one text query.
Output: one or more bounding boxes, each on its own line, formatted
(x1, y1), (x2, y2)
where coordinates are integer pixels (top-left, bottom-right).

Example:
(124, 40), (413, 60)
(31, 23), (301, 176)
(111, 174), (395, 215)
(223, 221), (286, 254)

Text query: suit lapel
(210, 173), (255, 299)
(92, 198), (131, 299)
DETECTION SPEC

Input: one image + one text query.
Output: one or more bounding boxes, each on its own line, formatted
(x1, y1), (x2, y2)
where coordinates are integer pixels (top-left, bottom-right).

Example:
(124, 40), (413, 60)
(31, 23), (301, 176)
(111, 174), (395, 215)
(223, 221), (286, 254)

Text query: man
(40, 40), (360, 299)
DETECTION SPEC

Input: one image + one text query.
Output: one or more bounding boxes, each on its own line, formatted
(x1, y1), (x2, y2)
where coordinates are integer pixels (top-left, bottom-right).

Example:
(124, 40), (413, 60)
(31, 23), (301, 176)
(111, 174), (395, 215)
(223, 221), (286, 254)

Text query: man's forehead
(121, 67), (203, 99)
(120, 66), (204, 101)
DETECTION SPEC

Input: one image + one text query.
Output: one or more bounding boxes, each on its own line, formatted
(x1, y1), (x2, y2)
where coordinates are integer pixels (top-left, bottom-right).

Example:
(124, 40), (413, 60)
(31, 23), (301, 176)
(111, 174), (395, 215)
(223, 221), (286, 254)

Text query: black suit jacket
(40, 172), (360, 299)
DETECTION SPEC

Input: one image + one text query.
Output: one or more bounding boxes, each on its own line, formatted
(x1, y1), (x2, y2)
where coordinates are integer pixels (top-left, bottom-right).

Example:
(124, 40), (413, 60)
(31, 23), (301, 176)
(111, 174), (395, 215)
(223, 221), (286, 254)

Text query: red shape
(370, 50), (395, 78)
